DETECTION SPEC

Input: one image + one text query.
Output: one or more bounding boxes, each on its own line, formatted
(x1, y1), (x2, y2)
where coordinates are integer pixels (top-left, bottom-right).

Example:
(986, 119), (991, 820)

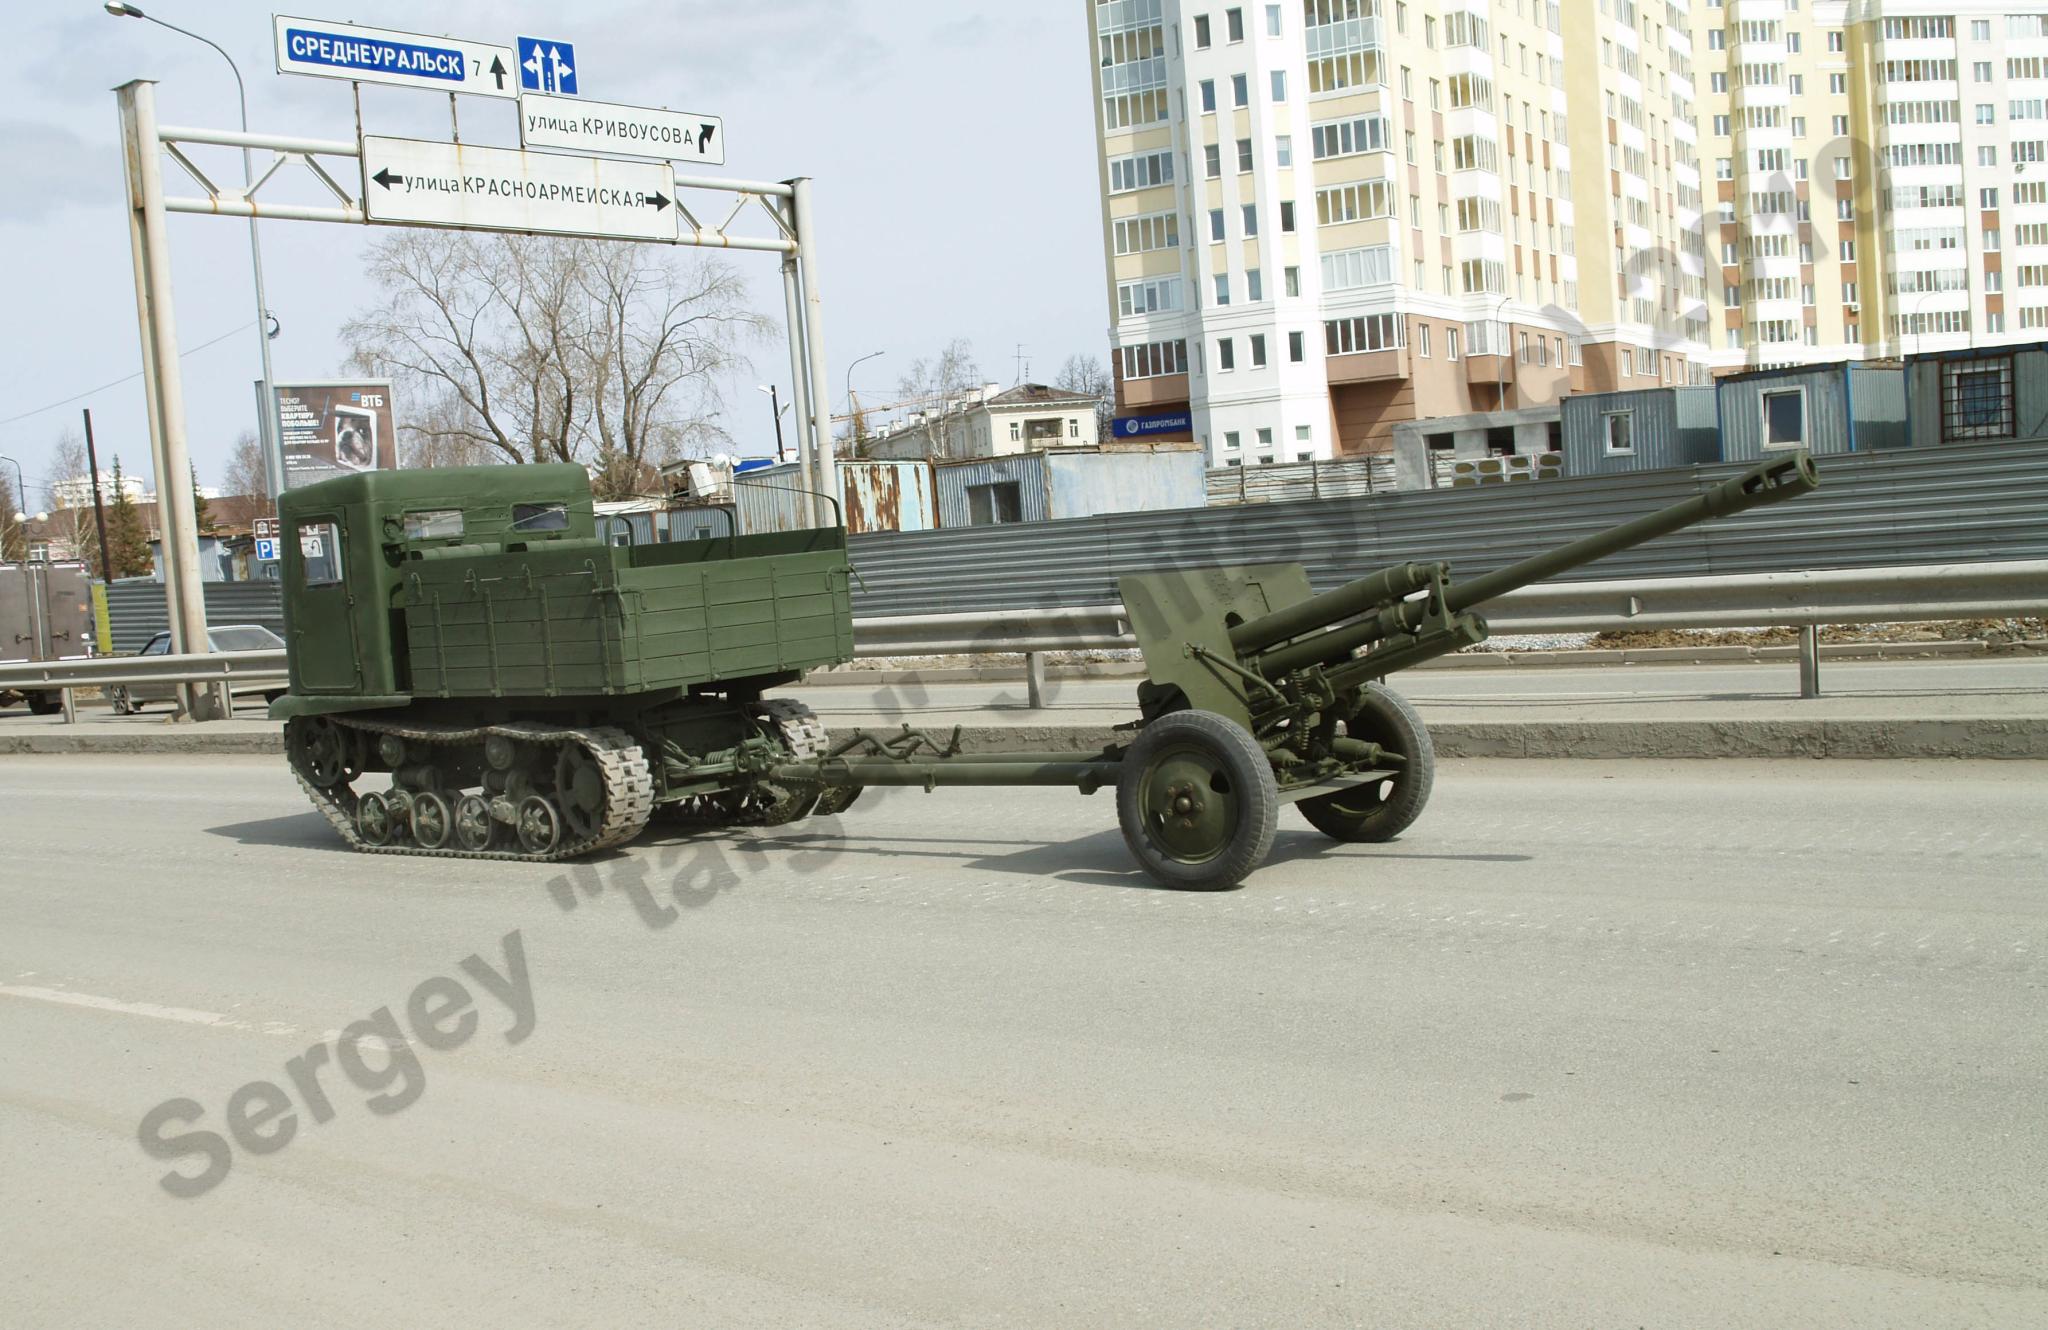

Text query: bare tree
(220, 430), (275, 515)
(343, 231), (764, 497)
(1055, 352), (1116, 442)
(39, 429), (102, 571)
(892, 338), (983, 457)
(0, 470), (23, 563)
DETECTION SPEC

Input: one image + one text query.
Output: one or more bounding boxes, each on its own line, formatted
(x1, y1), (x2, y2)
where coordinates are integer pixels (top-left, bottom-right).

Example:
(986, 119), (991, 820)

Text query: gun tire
(1117, 709), (1279, 891)
(1298, 684), (1435, 843)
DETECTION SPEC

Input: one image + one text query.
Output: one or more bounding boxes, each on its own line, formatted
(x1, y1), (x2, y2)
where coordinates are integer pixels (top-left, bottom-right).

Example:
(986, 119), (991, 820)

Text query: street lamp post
(0, 453), (30, 560)
(844, 349), (885, 433)
(106, 2), (283, 503)
(756, 384), (793, 461)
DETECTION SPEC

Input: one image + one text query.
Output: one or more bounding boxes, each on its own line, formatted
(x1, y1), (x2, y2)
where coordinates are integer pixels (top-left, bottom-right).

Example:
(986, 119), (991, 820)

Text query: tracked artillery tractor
(274, 452), (1818, 888)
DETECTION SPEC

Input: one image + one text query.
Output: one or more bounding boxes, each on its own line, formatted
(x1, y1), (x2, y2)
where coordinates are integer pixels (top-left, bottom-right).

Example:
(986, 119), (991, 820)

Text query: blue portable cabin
(1713, 361), (1907, 461)
(1902, 341), (2048, 446)
(1559, 386), (1719, 475)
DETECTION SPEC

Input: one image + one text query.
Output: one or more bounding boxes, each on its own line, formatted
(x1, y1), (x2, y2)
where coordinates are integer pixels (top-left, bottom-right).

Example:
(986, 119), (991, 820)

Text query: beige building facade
(1087, 0), (1711, 464)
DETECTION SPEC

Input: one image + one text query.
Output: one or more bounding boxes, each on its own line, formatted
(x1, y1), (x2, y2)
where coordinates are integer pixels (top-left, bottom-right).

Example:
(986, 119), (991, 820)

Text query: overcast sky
(0, 1), (1105, 506)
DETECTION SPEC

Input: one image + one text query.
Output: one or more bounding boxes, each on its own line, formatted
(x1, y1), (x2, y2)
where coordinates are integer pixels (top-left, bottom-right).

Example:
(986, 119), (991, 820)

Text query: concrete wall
(1043, 449), (1205, 520)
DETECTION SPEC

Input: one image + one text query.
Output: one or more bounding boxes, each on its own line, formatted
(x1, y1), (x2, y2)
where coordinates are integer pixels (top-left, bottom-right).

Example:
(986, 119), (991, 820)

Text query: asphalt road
(2, 755), (2044, 1326)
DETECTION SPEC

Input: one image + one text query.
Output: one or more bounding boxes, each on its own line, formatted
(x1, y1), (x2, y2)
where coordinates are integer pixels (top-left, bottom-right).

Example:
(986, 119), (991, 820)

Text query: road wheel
(26, 691), (62, 715)
(1298, 684), (1436, 843)
(455, 794), (496, 852)
(109, 687), (137, 715)
(411, 791), (454, 850)
(516, 795), (562, 855)
(357, 790), (396, 847)
(1116, 710), (1278, 891)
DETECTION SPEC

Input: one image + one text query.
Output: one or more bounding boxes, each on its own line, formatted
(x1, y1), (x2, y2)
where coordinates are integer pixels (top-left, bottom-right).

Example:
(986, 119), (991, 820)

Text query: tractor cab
(271, 465), (598, 715)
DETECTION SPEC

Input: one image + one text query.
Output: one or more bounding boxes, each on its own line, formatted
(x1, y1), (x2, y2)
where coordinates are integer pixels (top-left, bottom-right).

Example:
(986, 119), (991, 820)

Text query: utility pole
(81, 409), (112, 580)
(118, 79), (220, 720)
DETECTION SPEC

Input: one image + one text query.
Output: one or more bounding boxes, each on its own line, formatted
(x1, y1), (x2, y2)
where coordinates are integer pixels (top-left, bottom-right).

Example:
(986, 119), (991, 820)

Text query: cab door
(285, 515), (361, 693)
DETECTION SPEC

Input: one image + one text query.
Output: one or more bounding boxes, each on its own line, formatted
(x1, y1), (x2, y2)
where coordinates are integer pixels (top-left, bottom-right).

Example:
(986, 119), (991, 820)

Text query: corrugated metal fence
(104, 579), (286, 654)
(843, 436), (2048, 618)
(99, 437), (2048, 643)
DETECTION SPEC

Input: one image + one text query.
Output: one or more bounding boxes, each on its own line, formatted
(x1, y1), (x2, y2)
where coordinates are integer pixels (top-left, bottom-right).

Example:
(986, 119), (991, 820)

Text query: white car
(108, 624), (287, 714)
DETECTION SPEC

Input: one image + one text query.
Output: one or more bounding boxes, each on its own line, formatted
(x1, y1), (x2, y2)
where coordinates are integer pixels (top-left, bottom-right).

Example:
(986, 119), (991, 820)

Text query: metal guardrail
(7, 561), (2042, 719)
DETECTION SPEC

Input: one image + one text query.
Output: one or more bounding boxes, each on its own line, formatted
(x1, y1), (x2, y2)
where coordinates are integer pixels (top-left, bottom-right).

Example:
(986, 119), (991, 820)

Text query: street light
(0, 454), (27, 558)
(106, 2), (283, 502)
(757, 384), (793, 461)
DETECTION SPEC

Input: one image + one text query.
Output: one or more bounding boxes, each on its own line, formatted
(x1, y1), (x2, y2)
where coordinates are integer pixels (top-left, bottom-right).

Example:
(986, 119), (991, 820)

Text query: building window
(1232, 73), (1249, 107)
(1280, 200), (1295, 232)
(1226, 6), (1243, 41)
(1761, 388), (1806, 449)
(1237, 138), (1254, 172)
(1009, 421), (1021, 441)
(1209, 208), (1226, 241)
(1324, 313), (1404, 354)
(1224, 430), (1241, 451)
(1271, 70), (1287, 101)
(1194, 14), (1211, 48)
(1602, 411), (1634, 455)
(1941, 357), (2016, 440)
(1243, 203), (1258, 235)
(1447, 327), (1460, 360)
(1204, 143), (1221, 178)
(1250, 334), (1267, 367)
(1200, 80), (1216, 113)
(1275, 134), (1292, 166)
(1218, 337), (1235, 370)
(1246, 268), (1263, 300)
(1266, 5), (1282, 37)
(1117, 338), (1188, 380)
(1284, 265), (1300, 297)
(966, 482), (1023, 526)
(1288, 330), (1305, 362)
(1620, 349), (1634, 378)
(1416, 324), (1431, 358)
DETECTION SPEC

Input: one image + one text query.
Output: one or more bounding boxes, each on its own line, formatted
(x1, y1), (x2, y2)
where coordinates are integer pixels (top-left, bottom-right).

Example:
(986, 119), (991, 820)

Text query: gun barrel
(1227, 561), (1437, 655)
(1444, 450), (1817, 614)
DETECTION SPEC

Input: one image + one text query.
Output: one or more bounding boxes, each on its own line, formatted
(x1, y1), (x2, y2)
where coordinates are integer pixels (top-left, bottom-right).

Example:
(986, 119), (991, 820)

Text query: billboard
(264, 380), (398, 489)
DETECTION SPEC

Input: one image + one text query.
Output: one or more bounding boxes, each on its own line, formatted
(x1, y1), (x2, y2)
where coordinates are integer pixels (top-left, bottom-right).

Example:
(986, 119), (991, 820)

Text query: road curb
(7, 718), (2045, 759)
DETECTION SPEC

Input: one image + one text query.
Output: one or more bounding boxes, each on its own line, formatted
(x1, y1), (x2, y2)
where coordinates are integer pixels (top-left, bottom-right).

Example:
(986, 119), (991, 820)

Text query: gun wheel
(1299, 684), (1436, 843)
(1117, 710), (1278, 891)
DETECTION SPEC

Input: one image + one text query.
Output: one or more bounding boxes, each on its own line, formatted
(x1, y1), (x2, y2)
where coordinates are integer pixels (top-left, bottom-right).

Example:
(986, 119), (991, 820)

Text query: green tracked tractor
(275, 452), (1818, 886)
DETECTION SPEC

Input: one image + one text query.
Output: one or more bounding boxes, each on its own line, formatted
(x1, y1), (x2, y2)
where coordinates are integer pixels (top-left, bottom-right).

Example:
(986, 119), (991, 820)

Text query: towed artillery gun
(275, 452), (1817, 888)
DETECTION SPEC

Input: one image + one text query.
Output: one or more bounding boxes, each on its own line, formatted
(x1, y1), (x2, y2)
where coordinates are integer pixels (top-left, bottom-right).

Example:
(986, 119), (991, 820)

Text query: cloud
(0, 122), (120, 223)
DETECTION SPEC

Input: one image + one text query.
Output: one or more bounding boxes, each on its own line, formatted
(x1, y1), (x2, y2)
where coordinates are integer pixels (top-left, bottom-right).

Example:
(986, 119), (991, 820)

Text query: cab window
(299, 520), (343, 586)
(403, 509), (464, 540)
(511, 502), (569, 533)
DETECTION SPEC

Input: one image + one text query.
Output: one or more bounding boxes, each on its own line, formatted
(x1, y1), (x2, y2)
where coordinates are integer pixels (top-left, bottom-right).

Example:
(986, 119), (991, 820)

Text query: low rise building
(861, 383), (1102, 460)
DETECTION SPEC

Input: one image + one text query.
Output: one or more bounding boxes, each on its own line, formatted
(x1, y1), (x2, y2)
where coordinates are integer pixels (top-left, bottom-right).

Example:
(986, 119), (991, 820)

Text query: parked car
(108, 624), (287, 714)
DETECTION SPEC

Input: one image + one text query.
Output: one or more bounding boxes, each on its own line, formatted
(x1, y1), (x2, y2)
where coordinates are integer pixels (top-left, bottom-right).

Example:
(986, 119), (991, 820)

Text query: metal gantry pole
(778, 252), (818, 520)
(117, 80), (219, 720)
(791, 177), (834, 527)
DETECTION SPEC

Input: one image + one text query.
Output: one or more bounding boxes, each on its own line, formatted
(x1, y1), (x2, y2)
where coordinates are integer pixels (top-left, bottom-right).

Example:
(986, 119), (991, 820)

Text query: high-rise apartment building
(1685, 1), (2048, 367)
(1087, 0), (1711, 464)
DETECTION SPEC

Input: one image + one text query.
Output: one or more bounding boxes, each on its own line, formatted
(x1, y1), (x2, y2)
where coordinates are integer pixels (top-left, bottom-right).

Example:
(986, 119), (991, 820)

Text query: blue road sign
(1112, 410), (1194, 439)
(518, 37), (578, 95)
(254, 538), (280, 562)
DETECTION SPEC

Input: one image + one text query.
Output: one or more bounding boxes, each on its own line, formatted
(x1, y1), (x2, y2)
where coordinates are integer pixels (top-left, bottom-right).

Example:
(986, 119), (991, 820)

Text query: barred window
(1940, 357), (2015, 441)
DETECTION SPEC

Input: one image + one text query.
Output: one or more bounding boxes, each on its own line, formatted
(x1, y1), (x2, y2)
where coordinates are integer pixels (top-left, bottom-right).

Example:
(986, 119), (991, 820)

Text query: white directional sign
(519, 93), (726, 165)
(359, 137), (678, 242)
(273, 16), (517, 99)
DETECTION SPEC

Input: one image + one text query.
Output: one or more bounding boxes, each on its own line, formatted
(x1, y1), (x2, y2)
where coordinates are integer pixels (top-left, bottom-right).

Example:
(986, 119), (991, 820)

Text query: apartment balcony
(1119, 373), (1189, 410)
(1326, 347), (1409, 384)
